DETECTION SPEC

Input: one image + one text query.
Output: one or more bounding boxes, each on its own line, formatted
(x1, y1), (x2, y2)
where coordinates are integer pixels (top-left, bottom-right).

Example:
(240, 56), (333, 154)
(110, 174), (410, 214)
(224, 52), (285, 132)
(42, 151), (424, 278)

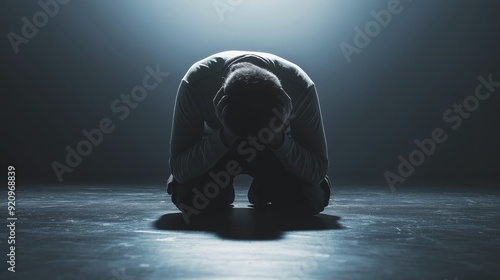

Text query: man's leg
(167, 149), (239, 220)
(243, 147), (330, 215)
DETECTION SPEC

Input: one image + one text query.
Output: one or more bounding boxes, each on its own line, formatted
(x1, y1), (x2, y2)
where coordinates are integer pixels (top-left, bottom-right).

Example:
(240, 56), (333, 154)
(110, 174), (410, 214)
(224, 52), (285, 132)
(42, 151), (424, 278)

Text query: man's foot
(248, 179), (271, 207)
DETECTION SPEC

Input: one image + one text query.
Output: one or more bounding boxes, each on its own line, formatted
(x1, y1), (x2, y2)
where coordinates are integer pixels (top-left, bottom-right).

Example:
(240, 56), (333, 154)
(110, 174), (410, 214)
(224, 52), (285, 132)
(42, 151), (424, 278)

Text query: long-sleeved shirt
(168, 51), (329, 186)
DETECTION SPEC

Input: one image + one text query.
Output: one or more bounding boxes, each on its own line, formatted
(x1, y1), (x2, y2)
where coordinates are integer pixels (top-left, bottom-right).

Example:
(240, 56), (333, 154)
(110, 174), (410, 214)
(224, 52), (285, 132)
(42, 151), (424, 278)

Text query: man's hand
(269, 130), (285, 149)
(274, 88), (293, 132)
(267, 88), (292, 149)
(214, 87), (238, 147)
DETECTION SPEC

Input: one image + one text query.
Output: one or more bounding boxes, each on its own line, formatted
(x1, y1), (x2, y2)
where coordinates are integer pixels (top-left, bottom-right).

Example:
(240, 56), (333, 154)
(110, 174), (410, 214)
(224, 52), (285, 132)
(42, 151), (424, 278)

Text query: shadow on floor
(154, 207), (343, 240)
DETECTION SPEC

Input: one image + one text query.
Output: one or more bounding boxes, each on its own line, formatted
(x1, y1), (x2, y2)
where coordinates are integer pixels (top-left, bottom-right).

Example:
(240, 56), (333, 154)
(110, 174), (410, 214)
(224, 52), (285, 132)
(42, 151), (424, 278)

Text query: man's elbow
(316, 156), (329, 184)
(304, 155), (329, 185)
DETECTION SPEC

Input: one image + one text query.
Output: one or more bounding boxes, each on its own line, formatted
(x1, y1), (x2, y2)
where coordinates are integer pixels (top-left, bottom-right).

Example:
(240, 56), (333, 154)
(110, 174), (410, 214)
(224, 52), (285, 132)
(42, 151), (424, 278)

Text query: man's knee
(270, 181), (328, 215)
(170, 178), (235, 213)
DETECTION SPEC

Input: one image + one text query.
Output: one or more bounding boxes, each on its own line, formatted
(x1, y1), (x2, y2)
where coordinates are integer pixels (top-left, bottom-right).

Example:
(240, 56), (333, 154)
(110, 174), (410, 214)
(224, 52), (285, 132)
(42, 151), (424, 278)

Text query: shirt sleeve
(271, 84), (329, 185)
(169, 80), (231, 184)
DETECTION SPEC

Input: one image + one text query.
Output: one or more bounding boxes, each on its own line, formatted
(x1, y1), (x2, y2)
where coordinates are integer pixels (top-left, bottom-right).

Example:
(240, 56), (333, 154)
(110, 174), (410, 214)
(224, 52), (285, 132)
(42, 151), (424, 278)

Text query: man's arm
(169, 80), (233, 184)
(270, 84), (329, 185)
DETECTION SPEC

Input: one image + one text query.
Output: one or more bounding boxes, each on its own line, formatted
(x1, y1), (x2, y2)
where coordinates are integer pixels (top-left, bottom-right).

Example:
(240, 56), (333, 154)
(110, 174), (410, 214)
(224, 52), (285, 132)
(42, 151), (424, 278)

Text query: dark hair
(223, 63), (282, 136)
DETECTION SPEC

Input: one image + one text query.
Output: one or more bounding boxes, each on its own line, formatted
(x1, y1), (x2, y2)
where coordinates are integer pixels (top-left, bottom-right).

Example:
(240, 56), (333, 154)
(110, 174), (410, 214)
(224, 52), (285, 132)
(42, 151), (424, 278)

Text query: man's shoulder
(272, 60), (314, 95)
(182, 51), (248, 83)
(182, 56), (223, 84)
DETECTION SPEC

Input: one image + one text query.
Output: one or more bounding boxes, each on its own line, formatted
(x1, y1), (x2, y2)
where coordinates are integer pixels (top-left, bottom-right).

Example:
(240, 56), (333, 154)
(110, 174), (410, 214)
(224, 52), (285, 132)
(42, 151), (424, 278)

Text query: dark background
(1, 0), (499, 188)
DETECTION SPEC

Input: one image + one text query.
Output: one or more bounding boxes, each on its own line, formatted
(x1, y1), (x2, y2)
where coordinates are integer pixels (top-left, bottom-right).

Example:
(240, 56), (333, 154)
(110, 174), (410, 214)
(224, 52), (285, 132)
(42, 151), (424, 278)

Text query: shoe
(321, 176), (332, 207)
(248, 179), (271, 206)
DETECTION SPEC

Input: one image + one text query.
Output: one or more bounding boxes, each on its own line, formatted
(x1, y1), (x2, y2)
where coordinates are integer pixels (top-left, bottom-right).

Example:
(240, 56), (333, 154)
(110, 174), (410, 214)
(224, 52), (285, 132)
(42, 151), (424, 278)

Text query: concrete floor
(1, 181), (499, 280)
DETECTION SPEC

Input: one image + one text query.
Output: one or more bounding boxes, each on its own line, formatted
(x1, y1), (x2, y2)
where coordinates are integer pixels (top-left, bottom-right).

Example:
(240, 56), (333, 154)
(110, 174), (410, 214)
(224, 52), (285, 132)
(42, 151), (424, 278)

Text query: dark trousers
(167, 142), (330, 216)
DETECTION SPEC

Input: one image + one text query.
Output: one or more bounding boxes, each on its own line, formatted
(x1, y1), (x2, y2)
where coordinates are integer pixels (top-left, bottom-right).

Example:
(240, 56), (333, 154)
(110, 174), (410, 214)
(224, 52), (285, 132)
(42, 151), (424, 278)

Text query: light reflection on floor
(2, 184), (499, 280)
